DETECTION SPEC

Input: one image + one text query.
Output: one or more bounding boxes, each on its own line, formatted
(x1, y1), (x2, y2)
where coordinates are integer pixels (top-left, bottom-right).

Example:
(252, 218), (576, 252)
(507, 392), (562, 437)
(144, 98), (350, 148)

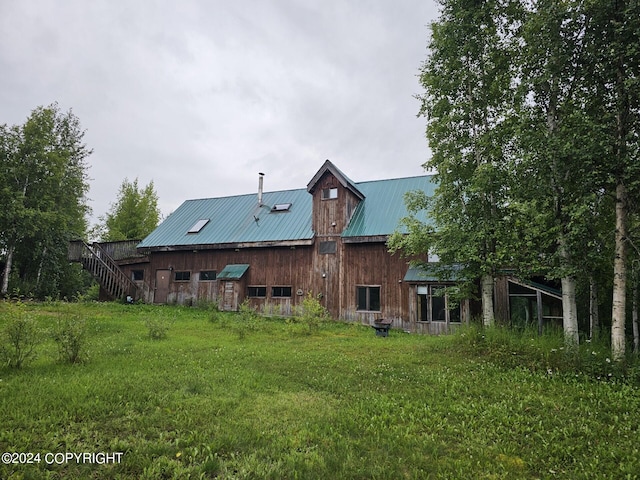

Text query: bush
(145, 317), (170, 340)
(52, 315), (88, 364)
(0, 303), (41, 369)
(233, 300), (259, 339)
(295, 293), (330, 334)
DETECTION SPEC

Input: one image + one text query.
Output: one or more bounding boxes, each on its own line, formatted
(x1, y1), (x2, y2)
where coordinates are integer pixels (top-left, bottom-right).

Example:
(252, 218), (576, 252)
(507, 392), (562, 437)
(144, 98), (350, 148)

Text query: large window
(356, 286), (381, 311)
(417, 285), (460, 323)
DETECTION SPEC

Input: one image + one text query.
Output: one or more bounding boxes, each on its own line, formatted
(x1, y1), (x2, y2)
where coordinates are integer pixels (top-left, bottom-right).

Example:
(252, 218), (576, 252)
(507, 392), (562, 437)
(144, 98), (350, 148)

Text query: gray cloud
(0, 0), (438, 224)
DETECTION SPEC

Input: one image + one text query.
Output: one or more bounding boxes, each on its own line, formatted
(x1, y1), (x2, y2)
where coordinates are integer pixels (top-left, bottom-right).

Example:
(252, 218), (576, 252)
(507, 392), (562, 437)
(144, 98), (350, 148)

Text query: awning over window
(404, 263), (464, 283)
(217, 264), (250, 281)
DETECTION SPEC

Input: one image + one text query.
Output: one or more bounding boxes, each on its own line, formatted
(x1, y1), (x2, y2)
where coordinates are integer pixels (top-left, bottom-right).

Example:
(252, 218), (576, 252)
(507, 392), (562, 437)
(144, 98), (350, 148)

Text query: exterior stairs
(68, 240), (139, 301)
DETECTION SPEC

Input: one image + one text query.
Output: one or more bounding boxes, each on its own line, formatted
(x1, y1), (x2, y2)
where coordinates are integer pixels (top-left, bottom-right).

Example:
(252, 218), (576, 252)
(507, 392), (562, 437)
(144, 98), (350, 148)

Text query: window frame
(417, 284), (461, 324)
(248, 286), (267, 298)
(321, 187), (338, 200)
(131, 270), (144, 281)
(174, 271), (191, 282)
(187, 218), (210, 234)
(199, 270), (217, 281)
(356, 285), (381, 312)
(271, 286), (292, 298)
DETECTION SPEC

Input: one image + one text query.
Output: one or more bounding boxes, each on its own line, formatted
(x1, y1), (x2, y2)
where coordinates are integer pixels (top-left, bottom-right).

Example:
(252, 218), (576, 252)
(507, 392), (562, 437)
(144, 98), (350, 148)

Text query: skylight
(187, 218), (210, 233)
(271, 203), (292, 212)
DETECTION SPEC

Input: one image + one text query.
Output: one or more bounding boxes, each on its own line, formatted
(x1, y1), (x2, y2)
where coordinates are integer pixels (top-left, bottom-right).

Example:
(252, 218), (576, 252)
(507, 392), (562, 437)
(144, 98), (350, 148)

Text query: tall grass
(1, 301), (639, 479)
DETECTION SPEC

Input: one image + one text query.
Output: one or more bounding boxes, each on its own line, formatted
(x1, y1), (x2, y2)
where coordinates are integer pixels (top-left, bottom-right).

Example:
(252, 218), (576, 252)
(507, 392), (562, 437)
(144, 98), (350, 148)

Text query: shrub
(233, 300), (259, 339)
(295, 293), (330, 334)
(52, 315), (88, 364)
(145, 317), (170, 340)
(0, 303), (41, 369)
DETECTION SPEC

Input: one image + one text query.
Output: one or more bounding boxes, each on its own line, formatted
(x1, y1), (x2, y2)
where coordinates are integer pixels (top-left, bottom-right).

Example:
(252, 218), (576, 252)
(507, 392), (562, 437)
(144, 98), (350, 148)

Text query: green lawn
(1, 302), (639, 479)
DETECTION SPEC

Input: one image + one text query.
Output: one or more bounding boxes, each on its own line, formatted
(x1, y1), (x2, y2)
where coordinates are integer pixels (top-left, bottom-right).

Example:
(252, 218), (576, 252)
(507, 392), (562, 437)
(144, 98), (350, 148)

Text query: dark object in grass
(372, 319), (393, 337)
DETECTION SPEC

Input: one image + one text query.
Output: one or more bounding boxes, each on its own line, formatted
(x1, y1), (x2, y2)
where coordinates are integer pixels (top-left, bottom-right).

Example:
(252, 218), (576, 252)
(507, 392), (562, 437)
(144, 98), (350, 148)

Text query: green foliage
(0, 103), (91, 299)
(97, 177), (160, 242)
(0, 303), (41, 368)
(145, 316), (170, 340)
(52, 314), (88, 363)
(294, 292), (330, 333)
(1, 302), (639, 479)
(233, 299), (259, 339)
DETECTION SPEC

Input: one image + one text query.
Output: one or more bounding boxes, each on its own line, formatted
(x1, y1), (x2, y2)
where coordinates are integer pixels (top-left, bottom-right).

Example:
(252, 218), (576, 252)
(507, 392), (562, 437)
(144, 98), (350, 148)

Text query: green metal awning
(404, 264), (464, 283)
(217, 264), (250, 280)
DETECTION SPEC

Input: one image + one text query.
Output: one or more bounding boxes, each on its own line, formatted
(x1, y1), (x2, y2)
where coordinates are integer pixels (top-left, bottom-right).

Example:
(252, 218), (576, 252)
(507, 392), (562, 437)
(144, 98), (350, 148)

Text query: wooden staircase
(69, 241), (139, 300)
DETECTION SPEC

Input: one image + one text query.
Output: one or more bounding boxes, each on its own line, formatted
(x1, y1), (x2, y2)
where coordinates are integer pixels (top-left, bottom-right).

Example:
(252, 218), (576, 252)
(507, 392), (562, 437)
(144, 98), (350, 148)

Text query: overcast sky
(0, 0), (439, 226)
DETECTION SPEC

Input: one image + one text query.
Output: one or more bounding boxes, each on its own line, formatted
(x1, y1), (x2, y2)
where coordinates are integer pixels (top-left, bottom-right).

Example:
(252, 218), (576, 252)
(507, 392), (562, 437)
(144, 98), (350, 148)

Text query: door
(154, 269), (171, 303)
(222, 281), (237, 311)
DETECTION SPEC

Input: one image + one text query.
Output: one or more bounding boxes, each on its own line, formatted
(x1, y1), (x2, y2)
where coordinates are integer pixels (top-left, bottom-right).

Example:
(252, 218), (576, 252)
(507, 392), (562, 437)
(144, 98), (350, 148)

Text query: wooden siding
(311, 173), (361, 235)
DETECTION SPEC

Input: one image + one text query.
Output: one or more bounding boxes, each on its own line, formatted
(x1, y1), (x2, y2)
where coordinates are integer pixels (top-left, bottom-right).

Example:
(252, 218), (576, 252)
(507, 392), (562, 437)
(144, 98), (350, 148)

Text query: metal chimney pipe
(258, 172), (265, 206)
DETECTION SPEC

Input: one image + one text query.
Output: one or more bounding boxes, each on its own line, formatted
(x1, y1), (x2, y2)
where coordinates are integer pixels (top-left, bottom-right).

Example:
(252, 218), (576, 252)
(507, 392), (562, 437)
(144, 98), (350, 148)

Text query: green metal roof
(404, 263), (464, 283)
(218, 264), (250, 280)
(138, 173), (436, 250)
(342, 176), (436, 238)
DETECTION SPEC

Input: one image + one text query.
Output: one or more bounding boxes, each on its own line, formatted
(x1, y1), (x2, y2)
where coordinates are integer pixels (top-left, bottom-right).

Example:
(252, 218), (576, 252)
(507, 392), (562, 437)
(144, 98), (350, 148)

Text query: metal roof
(342, 176), (436, 238)
(404, 264), (464, 282)
(138, 173), (436, 250)
(218, 264), (250, 280)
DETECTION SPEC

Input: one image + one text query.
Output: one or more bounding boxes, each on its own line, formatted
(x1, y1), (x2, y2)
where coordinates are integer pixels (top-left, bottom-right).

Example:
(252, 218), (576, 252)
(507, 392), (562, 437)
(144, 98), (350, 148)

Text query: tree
(0, 104), (91, 298)
(582, 0), (640, 360)
(98, 178), (160, 242)
(407, 0), (523, 326)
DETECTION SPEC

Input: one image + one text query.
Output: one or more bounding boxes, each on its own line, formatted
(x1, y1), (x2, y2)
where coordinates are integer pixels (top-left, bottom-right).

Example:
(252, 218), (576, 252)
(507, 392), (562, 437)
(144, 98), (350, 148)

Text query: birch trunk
(589, 276), (600, 339)
(481, 274), (494, 327)
(561, 277), (579, 346)
(611, 181), (627, 361)
(558, 238), (579, 346)
(632, 283), (638, 355)
(1, 244), (15, 295)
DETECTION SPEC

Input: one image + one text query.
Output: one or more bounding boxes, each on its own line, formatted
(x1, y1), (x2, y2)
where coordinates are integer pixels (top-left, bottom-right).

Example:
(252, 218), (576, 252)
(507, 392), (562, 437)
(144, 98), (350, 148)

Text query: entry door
(222, 281), (237, 311)
(154, 269), (171, 304)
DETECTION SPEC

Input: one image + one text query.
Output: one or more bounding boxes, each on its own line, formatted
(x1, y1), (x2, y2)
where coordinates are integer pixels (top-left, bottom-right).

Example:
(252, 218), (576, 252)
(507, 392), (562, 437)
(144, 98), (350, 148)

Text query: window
(131, 270), (144, 281)
(356, 286), (381, 311)
(270, 203), (292, 212)
(322, 187), (338, 199)
(174, 271), (191, 281)
(248, 286), (267, 297)
(417, 285), (460, 323)
(200, 271), (216, 281)
(187, 219), (209, 233)
(319, 241), (337, 254)
(272, 286), (292, 297)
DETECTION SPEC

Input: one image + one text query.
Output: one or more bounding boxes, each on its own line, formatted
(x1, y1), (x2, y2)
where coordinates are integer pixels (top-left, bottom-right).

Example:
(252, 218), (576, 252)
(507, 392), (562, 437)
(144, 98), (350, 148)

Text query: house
(69, 160), (563, 334)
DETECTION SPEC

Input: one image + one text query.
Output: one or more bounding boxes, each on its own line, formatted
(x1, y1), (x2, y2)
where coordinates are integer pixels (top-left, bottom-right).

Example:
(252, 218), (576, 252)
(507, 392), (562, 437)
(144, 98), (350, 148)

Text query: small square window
(174, 271), (191, 281)
(272, 286), (292, 297)
(132, 270), (144, 281)
(200, 271), (216, 281)
(188, 219), (209, 233)
(322, 188), (338, 200)
(248, 286), (267, 297)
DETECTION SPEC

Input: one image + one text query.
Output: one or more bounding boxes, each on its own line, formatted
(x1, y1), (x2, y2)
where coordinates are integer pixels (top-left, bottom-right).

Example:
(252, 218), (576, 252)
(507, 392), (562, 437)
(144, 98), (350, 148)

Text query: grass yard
(1, 301), (639, 479)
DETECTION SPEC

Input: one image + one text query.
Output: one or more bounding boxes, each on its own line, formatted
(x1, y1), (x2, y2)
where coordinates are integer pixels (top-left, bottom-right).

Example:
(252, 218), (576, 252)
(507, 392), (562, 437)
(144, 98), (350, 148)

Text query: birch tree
(0, 104), (91, 297)
(414, 0), (523, 326)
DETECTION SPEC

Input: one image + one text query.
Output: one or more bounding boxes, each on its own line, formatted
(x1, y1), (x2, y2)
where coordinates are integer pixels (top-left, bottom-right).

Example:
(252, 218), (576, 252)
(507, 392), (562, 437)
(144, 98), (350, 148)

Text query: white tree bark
(632, 283), (639, 355)
(481, 274), (494, 327)
(611, 181), (627, 361)
(589, 276), (600, 339)
(1, 244), (14, 296)
(561, 276), (579, 346)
